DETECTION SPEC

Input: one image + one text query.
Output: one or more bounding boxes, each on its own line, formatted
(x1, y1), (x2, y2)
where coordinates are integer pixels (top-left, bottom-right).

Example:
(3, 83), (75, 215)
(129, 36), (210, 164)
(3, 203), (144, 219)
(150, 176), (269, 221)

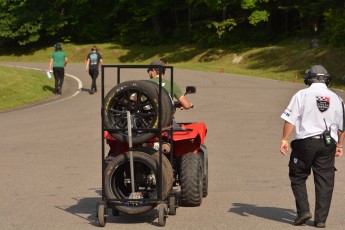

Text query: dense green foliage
(0, 0), (344, 47)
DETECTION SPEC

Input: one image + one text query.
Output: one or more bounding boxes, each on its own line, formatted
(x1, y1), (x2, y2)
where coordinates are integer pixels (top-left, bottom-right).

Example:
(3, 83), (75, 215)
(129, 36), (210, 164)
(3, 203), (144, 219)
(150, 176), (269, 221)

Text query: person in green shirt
(48, 44), (68, 94)
(148, 59), (193, 110)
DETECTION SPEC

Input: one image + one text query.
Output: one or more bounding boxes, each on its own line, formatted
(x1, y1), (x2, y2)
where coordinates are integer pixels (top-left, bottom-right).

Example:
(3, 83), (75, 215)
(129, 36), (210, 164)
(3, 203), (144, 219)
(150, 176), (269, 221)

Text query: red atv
(97, 65), (208, 227)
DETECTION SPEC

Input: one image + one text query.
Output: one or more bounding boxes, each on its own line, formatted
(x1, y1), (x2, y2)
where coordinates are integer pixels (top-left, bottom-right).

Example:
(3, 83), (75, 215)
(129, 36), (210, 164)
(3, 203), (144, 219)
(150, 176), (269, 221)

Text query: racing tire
(180, 152), (203, 206)
(141, 80), (174, 128)
(104, 151), (173, 215)
(126, 146), (174, 200)
(103, 80), (163, 144)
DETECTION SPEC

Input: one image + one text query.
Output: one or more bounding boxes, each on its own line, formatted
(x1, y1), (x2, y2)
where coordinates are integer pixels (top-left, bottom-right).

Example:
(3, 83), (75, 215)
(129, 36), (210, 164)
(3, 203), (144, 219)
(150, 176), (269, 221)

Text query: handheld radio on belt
(323, 118), (332, 146)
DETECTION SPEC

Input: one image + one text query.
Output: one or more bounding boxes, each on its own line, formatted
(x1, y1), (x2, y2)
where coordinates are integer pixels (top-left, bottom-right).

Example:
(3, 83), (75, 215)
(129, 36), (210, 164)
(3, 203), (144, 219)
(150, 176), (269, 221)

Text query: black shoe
(294, 212), (312, 225)
(314, 222), (326, 228)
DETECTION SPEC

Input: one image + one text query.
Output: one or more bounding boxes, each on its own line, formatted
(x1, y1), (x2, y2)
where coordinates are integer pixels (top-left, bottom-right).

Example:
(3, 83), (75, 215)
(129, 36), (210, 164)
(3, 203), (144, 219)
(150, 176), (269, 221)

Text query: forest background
(0, 0), (344, 85)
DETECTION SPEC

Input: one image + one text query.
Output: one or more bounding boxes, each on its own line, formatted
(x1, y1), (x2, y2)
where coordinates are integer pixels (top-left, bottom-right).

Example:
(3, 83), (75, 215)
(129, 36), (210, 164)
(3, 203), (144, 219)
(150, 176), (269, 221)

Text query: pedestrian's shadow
(43, 85), (54, 93)
(80, 87), (93, 94)
(229, 203), (299, 225)
(55, 188), (158, 227)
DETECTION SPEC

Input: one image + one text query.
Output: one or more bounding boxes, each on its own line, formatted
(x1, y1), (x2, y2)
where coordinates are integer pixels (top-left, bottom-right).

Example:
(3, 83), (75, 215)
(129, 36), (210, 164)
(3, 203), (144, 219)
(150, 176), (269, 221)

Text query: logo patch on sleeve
(316, 96), (330, 112)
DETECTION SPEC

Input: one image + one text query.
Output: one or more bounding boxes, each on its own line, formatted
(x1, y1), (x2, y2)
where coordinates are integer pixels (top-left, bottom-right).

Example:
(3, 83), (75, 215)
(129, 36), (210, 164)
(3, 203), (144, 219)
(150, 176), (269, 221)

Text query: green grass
(1, 38), (345, 111)
(0, 66), (54, 111)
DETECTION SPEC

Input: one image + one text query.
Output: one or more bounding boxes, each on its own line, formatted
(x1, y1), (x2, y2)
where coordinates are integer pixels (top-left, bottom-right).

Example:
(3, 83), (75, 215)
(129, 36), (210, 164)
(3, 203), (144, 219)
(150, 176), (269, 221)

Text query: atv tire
(180, 152), (203, 206)
(198, 149), (208, 197)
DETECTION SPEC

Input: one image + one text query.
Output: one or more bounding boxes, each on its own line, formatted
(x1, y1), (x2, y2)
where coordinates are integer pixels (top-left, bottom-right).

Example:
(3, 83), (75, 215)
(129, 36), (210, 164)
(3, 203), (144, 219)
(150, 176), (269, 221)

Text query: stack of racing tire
(102, 80), (175, 215)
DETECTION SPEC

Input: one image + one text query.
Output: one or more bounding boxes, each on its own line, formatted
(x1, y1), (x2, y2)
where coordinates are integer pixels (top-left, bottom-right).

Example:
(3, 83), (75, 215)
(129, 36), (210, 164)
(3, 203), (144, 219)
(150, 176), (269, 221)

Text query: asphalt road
(1, 62), (345, 230)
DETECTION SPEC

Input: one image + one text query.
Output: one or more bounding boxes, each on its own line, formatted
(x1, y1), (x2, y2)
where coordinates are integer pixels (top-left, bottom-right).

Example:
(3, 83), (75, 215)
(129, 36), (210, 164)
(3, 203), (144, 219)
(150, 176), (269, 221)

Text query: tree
(0, 0), (67, 45)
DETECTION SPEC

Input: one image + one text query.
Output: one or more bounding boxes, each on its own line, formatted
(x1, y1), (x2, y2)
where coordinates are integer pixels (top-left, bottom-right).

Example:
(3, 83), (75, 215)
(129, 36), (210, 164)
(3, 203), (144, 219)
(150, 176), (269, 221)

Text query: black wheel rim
(110, 159), (157, 204)
(107, 89), (158, 136)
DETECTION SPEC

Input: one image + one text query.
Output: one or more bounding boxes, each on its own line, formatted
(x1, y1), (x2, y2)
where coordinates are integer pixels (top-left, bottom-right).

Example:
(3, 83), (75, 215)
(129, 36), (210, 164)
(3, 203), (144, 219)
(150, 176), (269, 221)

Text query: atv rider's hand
(174, 101), (194, 110)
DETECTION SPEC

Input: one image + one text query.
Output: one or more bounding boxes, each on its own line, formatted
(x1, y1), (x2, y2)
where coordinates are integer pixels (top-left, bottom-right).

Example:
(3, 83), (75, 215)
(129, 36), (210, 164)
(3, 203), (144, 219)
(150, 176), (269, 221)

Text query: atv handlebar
(174, 101), (195, 109)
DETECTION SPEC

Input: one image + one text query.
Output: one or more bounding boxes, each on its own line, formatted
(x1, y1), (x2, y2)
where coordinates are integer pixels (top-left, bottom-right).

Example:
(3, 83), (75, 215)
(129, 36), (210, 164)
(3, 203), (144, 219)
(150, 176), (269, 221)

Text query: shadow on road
(80, 87), (93, 94)
(55, 188), (158, 227)
(229, 203), (297, 225)
(55, 192), (101, 226)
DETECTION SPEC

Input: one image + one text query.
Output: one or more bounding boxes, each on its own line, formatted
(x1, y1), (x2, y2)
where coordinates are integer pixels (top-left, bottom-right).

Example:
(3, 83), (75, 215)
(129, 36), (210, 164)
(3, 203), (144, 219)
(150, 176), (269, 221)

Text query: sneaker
(89, 89), (94, 94)
(294, 212), (312, 225)
(314, 222), (326, 228)
(58, 88), (62, 94)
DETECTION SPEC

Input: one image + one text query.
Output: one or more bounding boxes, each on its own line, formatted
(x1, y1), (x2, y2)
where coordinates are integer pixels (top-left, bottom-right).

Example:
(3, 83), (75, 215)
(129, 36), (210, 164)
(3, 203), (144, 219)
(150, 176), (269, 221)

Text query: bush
(323, 10), (345, 47)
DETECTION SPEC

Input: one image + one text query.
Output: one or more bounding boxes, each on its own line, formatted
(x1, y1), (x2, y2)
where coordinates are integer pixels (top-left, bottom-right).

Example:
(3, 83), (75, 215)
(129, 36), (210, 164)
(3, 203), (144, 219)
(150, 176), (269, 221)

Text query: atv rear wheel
(198, 150), (208, 197)
(180, 152), (203, 206)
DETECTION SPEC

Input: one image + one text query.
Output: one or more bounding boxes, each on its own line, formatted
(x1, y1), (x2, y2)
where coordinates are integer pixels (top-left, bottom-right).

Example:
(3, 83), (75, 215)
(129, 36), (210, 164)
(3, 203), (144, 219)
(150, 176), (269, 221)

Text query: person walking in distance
(147, 59), (193, 110)
(85, 46), (103, 94)
(280, 65), (345, 228)
(48, 44), (68, 94)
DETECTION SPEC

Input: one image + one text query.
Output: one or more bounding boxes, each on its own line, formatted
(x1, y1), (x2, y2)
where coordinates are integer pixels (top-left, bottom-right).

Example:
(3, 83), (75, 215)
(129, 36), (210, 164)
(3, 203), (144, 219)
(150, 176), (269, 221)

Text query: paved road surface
(1, 62), (345, 230)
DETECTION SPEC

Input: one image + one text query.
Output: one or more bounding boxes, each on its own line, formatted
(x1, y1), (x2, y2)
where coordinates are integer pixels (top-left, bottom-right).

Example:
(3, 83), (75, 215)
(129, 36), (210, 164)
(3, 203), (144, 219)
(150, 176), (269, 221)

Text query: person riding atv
(147, 59), (193, 110)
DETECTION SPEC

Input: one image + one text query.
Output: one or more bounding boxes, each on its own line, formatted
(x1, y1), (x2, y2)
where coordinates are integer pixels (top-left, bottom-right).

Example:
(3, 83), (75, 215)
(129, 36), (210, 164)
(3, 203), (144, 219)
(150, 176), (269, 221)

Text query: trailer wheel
(158, 204), (167, 226)
(180, 152), (203, 206)
(103, 81), (163, 144)
(97, 202), (107, 227)
(168, 195), (177, 215)
(104, 151), (172, 215)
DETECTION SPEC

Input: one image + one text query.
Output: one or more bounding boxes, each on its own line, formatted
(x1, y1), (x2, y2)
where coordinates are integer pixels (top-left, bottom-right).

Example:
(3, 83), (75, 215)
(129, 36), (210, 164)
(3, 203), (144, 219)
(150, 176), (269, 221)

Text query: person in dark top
(85, 46), (103, 94)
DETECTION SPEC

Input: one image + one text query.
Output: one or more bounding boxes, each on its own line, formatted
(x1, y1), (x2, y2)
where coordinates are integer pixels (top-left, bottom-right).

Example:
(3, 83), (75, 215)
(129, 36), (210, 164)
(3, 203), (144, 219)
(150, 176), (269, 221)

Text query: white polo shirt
(281, 83), (344, 141)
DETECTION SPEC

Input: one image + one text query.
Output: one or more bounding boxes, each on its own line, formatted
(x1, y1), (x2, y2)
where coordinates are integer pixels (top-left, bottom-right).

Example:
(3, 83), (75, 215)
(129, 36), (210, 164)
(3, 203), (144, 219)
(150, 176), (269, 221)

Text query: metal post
(126, 111), (136, 195)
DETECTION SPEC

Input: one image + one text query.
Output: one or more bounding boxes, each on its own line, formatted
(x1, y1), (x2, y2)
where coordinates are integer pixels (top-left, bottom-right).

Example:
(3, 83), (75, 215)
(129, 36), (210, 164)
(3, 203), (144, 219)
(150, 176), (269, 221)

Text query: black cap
(149, 59), (165, 66)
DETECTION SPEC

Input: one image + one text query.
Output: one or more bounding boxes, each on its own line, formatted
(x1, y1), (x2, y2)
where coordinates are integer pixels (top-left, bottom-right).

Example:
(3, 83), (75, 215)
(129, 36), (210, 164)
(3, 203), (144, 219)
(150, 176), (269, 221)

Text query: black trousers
(53, 67), (65, 91)
(89, 68), (99, 91)
(289, 138), (336, 223)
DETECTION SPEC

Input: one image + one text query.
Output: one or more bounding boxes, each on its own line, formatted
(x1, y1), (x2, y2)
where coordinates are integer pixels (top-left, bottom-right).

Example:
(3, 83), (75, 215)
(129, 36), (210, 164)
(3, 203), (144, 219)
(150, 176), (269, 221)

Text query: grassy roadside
(0, 66), (54, 111)
(1, 38), (344, 111)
